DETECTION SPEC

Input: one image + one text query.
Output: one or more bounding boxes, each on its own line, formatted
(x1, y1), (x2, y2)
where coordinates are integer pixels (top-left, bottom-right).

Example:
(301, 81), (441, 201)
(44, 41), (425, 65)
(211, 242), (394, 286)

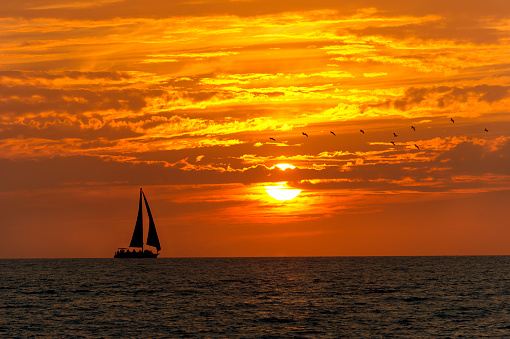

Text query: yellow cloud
(142, 51), (240, 63)
(363, 72), (388, 77)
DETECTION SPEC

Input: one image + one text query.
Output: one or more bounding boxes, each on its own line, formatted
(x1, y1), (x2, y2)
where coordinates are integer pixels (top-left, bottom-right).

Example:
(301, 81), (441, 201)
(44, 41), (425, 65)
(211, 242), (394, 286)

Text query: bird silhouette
(393, 132), (398, 137)
(414, 144), (419, 149)
(330, 131), (336, 136)
(411, 126), (415, 131)
(484, 128), (488, 132)
(360, 129), (365, 134)
(269, 137), (276, 141)
(451, 118), (455, 123)
(302, 132), (308, 137)
(391, 141), (396, 146)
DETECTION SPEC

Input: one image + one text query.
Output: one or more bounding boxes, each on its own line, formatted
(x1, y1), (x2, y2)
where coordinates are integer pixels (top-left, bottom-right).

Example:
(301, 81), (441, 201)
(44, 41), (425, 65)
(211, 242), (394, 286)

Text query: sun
(265, 182), (301, 201)
(274, 163), (295, 171)
(275, 163), (295, 171)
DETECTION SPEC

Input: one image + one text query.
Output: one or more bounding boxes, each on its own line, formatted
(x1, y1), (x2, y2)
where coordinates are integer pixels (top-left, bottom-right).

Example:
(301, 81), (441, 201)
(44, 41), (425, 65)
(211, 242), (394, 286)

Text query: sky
(1, 0), (509, 258)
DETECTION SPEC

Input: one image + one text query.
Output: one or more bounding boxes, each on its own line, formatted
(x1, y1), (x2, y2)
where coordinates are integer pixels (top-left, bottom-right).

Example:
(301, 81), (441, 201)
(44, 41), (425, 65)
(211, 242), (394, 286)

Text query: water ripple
(0, 256), (508, 338)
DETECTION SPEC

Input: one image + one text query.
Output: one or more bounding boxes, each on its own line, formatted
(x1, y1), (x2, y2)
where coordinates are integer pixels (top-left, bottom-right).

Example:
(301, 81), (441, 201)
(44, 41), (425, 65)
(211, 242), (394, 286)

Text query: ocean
(1, 256), (509, 338)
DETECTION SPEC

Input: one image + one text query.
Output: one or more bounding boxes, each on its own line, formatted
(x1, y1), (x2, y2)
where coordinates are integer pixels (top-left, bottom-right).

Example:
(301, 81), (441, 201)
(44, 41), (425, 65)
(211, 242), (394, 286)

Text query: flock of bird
(269, 117), (489, 150)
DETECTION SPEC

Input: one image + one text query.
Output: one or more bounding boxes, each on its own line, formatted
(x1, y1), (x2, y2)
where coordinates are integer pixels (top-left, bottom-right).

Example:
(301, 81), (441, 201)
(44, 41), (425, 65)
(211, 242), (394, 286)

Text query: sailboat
(114, 188), (161, 258)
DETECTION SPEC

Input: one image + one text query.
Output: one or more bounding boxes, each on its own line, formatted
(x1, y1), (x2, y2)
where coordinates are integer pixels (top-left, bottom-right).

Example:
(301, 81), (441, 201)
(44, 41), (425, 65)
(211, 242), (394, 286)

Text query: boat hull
(114, 250), (159, 258)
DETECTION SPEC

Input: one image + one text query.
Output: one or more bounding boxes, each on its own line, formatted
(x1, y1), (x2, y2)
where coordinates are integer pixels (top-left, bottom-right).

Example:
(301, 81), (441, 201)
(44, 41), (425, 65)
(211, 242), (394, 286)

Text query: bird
(411, 126), (415, 131)
(414, 144), (420, 149)
(269, 137), (276, 141)
(391, 141), (396, 146)
(302, 132), (308, 137)
(393, 132), (398, 137)
(451, 118), (455, 123)
(360, 129), (365, 134)
(484, 128), (488, 132)
(330, 131), (336, 136)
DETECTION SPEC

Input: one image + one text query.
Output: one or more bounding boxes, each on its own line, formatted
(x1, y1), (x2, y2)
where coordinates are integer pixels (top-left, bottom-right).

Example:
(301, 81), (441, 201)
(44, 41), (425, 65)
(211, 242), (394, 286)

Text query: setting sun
(265, 182), (302, 201)
(274, 164), (296, 171)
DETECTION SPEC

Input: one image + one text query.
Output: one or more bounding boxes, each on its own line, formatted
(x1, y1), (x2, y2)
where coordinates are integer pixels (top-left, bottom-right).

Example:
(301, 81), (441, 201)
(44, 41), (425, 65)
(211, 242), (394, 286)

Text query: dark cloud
(0, 83), (165, 115)
(183, 91), (220, 103)
(252, 91), (285, 98)
(0, 155), (276, 191)
(0, 71), (134, 81)
(295, 137), (510, 192)
(2, 0), (508, 21)
(349, 20), (504, 45)
(377, 85), (510, 111)
(434, 139), (510, 176)
(0, 119), (139, 141)
(2, 138), (507, 192)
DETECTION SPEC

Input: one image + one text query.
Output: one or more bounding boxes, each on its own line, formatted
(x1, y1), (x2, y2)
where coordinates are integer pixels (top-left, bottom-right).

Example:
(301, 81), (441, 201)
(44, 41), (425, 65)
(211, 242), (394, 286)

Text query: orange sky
(1, 0), (509, 258)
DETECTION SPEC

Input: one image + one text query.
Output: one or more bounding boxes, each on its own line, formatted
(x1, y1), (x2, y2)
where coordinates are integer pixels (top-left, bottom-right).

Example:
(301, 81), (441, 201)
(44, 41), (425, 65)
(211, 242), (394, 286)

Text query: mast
(129, 188), (144, 248)
(143, 191), (161, 252)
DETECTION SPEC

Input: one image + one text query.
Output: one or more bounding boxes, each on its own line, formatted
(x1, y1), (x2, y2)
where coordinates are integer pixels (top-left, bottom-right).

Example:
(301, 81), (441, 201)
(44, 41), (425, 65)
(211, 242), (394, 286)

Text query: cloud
(363, 72), (387, 77)
(28, 0), (124, 10)
(434, 137), (510, 176)
(0, 119), (139, 141)
(362, 85), (510, 116)
(0, 83), (165, 115)
(1, 1), (508, 194)
(142, 51), (240, 64)
(0, 70), (134, 81)
(349, 16), (505, 45)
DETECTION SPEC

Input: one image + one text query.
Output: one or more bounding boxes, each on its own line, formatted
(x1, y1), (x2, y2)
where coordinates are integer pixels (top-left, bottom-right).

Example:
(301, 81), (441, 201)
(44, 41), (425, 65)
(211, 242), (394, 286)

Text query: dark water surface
(1, 256), (509, 338)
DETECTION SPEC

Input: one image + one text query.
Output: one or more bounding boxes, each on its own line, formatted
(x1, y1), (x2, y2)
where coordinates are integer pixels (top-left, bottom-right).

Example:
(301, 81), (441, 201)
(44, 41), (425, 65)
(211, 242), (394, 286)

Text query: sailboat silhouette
(114, 188), (161, 258)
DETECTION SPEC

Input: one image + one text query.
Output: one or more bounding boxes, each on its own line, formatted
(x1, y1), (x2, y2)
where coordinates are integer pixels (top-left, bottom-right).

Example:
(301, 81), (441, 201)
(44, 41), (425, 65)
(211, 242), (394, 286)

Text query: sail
(143, 191), (161, 252)
(129, 189), (144, 248)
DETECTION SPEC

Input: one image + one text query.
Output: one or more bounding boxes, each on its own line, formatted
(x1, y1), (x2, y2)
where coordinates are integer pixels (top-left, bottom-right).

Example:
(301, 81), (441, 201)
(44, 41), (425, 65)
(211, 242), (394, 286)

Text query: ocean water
(1, 257), (509, 338)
